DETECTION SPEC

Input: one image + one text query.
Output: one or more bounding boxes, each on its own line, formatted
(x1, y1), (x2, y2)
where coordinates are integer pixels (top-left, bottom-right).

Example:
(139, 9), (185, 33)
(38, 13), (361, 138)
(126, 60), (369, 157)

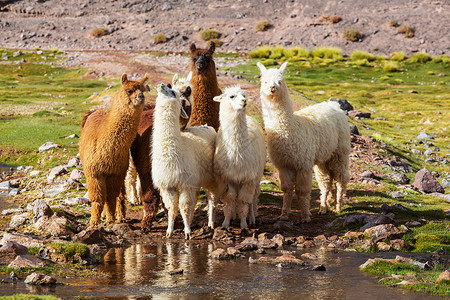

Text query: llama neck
(220, 111), (249, 152)
(260, 85), (294, 130)
(153, 100), (182, 143)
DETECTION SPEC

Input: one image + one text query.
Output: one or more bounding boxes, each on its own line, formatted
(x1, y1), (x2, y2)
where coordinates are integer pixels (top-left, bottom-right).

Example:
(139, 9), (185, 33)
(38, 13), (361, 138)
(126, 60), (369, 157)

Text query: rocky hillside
(0, 0), (448, 55)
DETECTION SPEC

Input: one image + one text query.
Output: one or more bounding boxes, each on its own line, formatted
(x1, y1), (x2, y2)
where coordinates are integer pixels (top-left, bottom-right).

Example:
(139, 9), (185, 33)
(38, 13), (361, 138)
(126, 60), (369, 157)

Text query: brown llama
(189, 42), (221, 131)
(130, 73), (193, 231)
(79, 73), (149, 228)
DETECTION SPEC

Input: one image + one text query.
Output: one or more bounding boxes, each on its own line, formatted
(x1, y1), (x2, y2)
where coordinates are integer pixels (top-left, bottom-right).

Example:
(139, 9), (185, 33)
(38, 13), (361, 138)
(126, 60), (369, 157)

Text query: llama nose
(243, 99), (247, 107)
(270, 86), (276, 93)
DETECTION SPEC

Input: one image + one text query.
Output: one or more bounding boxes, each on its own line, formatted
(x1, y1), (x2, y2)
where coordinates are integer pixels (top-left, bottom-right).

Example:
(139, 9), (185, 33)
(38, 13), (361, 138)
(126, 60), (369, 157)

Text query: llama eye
(278, 81), (281, 85)
(230, 95), (235, 99)
(127, 90), (133, 96)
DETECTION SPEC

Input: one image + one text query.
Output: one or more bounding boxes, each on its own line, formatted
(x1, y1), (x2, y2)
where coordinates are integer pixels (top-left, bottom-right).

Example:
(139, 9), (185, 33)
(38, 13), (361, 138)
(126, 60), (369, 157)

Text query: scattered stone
(30, 170), (41, 177)
(348, 110), (371, 118)
(436, 270), (450, 283)
(38, 142), (61, 152)
(67, 157), (82, 167)
(0, 181), (11, 190)
(349, 124), (359, 135)
(297, 240), (315, 248)
(70, 169), (84, 180)
(65, 196), (89, 206)
(9, 212), (29, 228)
(168, 269), (184, 275)
(74, 228), (106, 245)
(301, 253), (318, 260)
(390, 192), (404, 199)
(311, 264), (326, 271)
(44, 184), (68, 197)
(256, 248), (266, 254)
(413, 168), (444, 193)
(364, 224), (405, 242)
(235, 237), (258, 252)
(272, 234), (285, 247)
(413, 132), (435, 140)
(360, 170), (375, 178)
(24, 272), (56, 285)
(274, 254), (305, 265)
(387, 173), (410, 184)
(391, 239), (410, 251)
(411, 149), (422, 155)
(387, 158), (413, 173)
(48, 166), (68, 183)
(33, 199), (52, 223)
(430, 193), (450, 202)
(44, 215), (74, 236)
(376, 242), (391, 251)
(1, 233), (44, 248)
(211, 248), (231, 260)
(344, 231), (364, 239)
(65, 134), (79, 139)
(8, 254), (45, 269)
(0, 241), (29, 264)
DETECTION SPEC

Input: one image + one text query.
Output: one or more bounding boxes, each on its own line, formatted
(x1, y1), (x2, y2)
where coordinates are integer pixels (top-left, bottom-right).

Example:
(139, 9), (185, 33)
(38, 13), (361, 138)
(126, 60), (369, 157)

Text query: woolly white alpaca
(171, 72), (193, 130)
(213, 86), (266, 233)
(151, 83), (217, 239)
(257, 62), (350, 222)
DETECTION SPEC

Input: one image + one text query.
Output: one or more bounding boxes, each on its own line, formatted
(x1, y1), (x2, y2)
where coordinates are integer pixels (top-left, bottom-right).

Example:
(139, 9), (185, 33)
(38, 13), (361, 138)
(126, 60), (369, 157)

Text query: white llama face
(171, 72), (193, 119)
(214, 86), (247, 111)
(156, 83), (189, 119)
(257, 62), (288, 97)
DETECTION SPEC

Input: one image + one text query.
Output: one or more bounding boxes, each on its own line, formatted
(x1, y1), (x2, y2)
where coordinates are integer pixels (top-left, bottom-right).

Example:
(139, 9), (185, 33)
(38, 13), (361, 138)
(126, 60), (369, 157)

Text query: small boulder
(33, 199), (52, 223)
(74, 228), (106, 245)
(1, 233), (44, 248)
(24, 272), (56, 285)
(47, 166), (68, 183)
(65, 197), (89, 206)
(391, 239), (410, 251)
(271, 234), (285, 248)
(349, 124), (359, 135)
(211, 248), (230, 260)
(273, 254), (305, 265)
(344, 231), (364, 239)
(236, 237), (258, 252)
(311, 264), (326, 271)
(9, 212), (29, 228)
(364, 224), (404, 242)
(436, 270), (450, 283)
(348, 110), (371, 118)
(8, 255), (45, 269)
(70, 169), (84, 180)
(67, 157), (82, 167)
(386, 173), (410, 184)
(413, 132), (435, 140)
(38, 142), (60, 152)
(413, 168), (444, 193)
(376, 242), (391, 251)
(328, 97), (354, 112)
(0, 241), (29, 264)
(301, 253), (318, 260)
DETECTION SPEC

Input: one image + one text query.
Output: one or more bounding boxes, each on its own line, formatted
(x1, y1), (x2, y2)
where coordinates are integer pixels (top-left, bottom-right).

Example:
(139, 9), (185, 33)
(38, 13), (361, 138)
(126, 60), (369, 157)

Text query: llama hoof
(240, 228), (249, 236)
(278, 214), (289, 221)
(318, 208), (327, 215)
(300, 216), (311, 223)
(165, 232), (173, 238)
(185, 233), (192, 240)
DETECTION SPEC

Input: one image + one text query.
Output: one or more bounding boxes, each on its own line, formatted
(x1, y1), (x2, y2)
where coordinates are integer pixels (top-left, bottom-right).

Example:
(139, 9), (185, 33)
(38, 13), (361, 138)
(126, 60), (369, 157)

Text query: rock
(8, 188), (20, 196)
(411, 149), (422, 155)
(328, 97), (353, 112)
(1, 233), (44, 248)
(44, 184), (68, 197)
(38, 142), (60, 152)
(413, 132), (435, 140)
(272, 220), (294, 231)
(111, 223), (132, 235)
(0, 241), (29, 264)
(0, 181), (12, 190)
(45, 215), (74, 236)
(48, 166), (68, 183)
(374, 117), (387, 121)
(67, 157), (82, 167)
(348, 110), (371, 118)
(13, 51), (22, 57)
(212, 228), (234, 241)
(70, 169), (84, 180)
(30, 170), (41, 177)
(65, 197), (89, 206)
(430, 193), (450, 202)
(65, 134), (79, 139)
(301, 253), (318, 260)
(436, 270), (450, 283)
(391, 239), (410, 251)
(2, 208), (23, 216)
(74, 228), (106, 245)
(311, 264), (326, 271)
(256, 248), (266, 254)
(257, 237), (278, 249)
(376, 242), (391, 251)
(9, 212), (29, 228)
(211, 248), (230, 260)
(424, 149), (433, 156)
(296, 236), (306, 244)
(387, 157), (413, 173)
(393, 280), (419, 286)
(298, 240), (315, 248)
(387, 173), (410, 184)
(360, 171), (375, 178)
(24, 272), (56, 285)
(65, 178), (83, 189)
(271, 234), (285, 247)
(274, 254), (305, 265)
(349, 124), (359, 135)
(405, 220), (422, 227)
(413, 168), (444, 193)
(364, 224), (405, 242)
(344, 231), (364, 239)
(236, 237), (258, 251)
(390, 192), (404, 199)
(8, 255), (45, 269)
(33, 199), (52, 223)
(168, 268), (183, 275)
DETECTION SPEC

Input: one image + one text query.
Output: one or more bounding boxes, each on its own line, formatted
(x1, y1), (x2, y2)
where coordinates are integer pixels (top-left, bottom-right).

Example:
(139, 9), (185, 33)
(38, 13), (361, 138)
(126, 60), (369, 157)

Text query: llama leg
(140, 178), (161, 232)
(221, 184), (237, 229)
(237, 182), (254, 233)
(279, 168), (295, 220)
(295, 170), (313, 223)
(204, 189), (216, 229)
(179, 188), (198, 239)
(249, 184), (260, 227)
(105, 175), (125, 226)
(314, 164), (332, 215)
(87, 175), (106, 228)
(161, 188), (179, 238)
(329, 154), (350, 213)
(115, 184), (126, 223)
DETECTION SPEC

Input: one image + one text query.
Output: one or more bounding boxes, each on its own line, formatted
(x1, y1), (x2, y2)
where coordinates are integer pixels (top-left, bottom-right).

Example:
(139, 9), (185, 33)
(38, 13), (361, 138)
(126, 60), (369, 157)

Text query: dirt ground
(0, 0), (448, 56)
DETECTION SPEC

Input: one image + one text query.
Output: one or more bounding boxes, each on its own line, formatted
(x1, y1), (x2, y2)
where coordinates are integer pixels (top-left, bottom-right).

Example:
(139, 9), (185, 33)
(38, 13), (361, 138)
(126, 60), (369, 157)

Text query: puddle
(0, 242), (442, 299)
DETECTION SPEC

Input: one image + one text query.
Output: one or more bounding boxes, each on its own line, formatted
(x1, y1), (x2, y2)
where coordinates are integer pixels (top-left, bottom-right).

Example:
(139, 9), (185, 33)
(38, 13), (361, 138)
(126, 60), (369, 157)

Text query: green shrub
(398, 25), (415, 38)
(355, 59), (370, 66)
(260, 59), (277, 66)
(290, 47), (310, 58)
(50, 47), (58, 53)
(389, 20), (398, 27)
(269, 46), (285, 59)
(311, 46), (342, 59)
(153, 33), (167, 44)
(201, 29), (220, 41)
(329, 15), (342, 23)
(350, 50), (374, 61)
(382, 61), (400, 72)
(390, 51), (406, 61)
(209, 39), (222, 47)
(90, 28), (109, 38)
(256, 20), (271, 32)
(428, 71), (435, 75)
(379, 76), (390, 81)
(249, 46), (272, 58)
(343, 29), (362, 42)
(410, 52), (431, 63)
(433, 54), (450, 64)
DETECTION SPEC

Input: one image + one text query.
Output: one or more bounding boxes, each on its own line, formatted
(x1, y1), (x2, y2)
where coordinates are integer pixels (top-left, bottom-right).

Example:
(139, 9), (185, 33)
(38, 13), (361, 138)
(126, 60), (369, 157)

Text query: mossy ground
(362, 260), (449, 296)
(0, 295), (60, 300)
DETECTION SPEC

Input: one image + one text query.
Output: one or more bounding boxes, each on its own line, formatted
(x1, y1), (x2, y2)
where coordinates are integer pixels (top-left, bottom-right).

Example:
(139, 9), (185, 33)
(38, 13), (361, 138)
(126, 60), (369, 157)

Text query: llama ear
(186, 71), (193, 83)
(121, 74), (128, 84)
(279, 61), (288, 74)
(189, 43), (196, 53)
(180, 106), (189, 119)
(256, 62), (267, 73)
(213, 95), (222, 102)
(140, 73), (149, 84)
(208, 41), (215, 54)
(172, 74), (179, 86)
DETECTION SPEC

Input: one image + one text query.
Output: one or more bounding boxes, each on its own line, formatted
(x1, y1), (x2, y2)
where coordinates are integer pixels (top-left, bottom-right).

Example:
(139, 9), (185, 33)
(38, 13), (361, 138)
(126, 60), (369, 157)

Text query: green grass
(0, 295), (60, 300)
(363, 260), (449, 296)
(46, 243), (90, 259)
(404, 221), (450, 252)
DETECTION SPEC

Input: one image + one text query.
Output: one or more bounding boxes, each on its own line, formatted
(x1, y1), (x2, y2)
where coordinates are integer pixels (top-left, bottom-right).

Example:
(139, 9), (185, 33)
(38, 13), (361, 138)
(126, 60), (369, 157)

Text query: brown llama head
(120, 73), (150, 107)
(189, 42), (216, 73)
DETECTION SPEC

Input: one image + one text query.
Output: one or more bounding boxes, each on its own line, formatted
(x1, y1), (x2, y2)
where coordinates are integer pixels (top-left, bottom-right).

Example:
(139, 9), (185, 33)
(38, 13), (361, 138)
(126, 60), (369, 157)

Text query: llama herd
(79, 43), (351, 238)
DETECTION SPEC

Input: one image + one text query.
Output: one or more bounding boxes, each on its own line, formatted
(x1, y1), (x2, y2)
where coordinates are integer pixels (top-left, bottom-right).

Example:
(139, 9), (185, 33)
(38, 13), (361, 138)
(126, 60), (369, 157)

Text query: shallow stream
(0, 242), (442, 299)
